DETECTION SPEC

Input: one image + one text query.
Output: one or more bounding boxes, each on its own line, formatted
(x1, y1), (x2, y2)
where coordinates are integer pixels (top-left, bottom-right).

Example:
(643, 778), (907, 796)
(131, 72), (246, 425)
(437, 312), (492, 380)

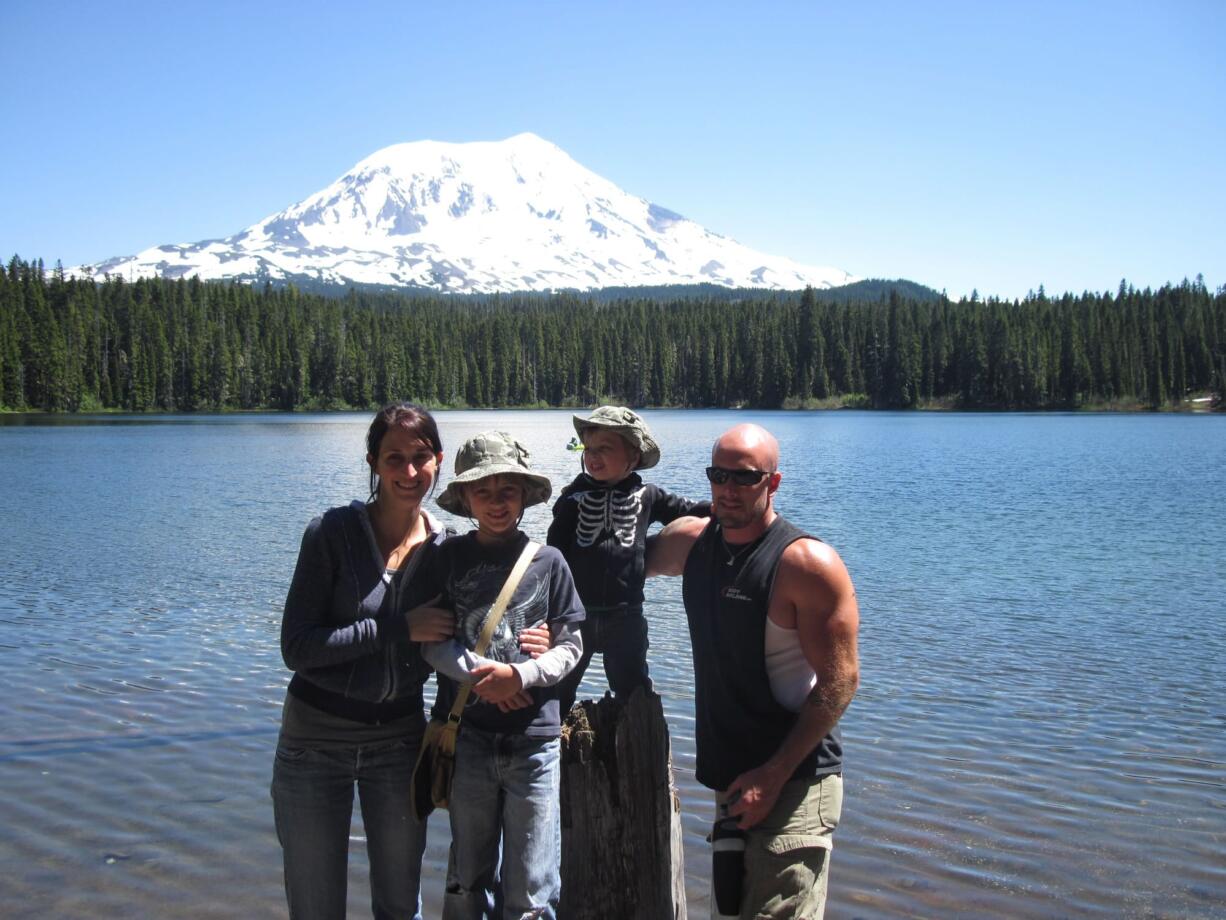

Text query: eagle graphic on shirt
(449, 559), (549, 664)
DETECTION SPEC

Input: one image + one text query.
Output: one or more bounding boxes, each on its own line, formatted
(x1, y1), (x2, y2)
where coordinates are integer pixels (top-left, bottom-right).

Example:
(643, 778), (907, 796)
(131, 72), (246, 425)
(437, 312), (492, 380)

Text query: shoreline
(2, 397), (1221, 417)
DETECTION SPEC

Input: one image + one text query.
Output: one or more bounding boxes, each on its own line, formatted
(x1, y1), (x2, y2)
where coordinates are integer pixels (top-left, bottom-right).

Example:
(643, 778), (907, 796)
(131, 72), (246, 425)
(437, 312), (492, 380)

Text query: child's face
(582, 428), (640, 483)
(465, 474), (525, 543)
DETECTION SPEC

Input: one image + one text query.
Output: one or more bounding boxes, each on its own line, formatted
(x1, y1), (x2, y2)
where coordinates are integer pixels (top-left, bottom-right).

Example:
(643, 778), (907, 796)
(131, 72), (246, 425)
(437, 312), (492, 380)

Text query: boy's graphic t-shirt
(429, 532), (585, 737)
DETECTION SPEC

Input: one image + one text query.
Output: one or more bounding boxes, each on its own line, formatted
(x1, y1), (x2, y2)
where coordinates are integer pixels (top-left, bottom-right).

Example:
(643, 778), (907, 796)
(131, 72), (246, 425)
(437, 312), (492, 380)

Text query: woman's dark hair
(366, 403), (443, 501)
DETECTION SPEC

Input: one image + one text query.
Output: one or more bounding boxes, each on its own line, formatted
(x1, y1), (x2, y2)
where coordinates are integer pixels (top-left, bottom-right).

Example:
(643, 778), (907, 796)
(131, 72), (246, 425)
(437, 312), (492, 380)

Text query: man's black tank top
(682, 514), (843, 791)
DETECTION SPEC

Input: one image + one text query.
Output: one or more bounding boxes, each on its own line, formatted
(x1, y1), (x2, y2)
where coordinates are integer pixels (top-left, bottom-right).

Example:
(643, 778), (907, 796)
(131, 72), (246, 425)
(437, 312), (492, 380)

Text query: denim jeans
(556, 607), (651, 715)
(443, 727), (561, 920)
(271, 736), (427, 920)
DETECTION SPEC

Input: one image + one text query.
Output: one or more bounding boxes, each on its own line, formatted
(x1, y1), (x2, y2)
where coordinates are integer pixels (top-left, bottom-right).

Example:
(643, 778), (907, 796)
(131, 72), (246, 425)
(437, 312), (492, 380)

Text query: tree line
(2, 256), (1222, 413)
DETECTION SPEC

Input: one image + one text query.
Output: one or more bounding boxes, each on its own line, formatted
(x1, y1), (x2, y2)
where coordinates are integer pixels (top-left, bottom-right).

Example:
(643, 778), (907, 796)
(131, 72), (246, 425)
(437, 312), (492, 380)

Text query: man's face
(708, 440), (779, 531)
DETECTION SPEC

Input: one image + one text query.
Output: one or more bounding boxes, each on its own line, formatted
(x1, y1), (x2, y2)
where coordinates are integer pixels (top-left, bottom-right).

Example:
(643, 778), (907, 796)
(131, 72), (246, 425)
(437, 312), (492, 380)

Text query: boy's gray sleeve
(512, 624), (584, 689)
(511, 548), (586, 689)
(422, 639), (496, 683)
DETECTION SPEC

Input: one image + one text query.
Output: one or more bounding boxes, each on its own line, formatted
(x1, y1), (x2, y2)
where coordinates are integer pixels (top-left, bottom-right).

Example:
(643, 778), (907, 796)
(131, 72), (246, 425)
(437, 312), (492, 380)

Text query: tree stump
(558, 688), (687, 920)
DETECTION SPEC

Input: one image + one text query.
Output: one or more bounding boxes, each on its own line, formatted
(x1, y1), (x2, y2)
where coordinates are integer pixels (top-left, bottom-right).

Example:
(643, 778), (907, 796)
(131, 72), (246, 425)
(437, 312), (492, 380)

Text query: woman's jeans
(444, 727), (561, 920)
(271, 736), (427, 920)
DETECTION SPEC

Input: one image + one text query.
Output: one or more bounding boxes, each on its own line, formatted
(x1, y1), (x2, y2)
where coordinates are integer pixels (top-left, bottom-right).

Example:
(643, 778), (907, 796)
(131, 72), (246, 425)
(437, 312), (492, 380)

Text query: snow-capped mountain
(74, 133), (855, 293)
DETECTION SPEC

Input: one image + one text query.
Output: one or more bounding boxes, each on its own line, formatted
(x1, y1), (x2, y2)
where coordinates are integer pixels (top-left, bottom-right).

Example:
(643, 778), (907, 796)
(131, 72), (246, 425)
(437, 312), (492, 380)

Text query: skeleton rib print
(574, 486), (644, 548)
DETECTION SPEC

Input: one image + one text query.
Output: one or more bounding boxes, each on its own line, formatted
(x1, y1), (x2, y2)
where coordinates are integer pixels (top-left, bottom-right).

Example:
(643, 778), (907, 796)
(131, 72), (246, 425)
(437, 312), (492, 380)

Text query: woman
(272, 403), (454, 920)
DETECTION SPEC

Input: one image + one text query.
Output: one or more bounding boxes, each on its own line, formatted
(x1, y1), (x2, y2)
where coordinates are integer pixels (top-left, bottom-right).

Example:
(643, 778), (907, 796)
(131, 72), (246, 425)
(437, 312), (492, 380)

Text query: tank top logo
(720, 585), (754, 604)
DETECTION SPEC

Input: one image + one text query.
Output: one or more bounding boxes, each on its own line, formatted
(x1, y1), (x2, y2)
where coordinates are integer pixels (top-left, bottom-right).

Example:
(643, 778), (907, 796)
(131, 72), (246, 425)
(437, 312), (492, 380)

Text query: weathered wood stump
(558, 688), (687, 920)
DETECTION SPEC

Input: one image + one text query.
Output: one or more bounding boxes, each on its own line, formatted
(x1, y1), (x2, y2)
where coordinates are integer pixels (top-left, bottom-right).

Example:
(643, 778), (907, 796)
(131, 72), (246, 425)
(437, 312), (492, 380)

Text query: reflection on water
(1, 410), (1223, 918)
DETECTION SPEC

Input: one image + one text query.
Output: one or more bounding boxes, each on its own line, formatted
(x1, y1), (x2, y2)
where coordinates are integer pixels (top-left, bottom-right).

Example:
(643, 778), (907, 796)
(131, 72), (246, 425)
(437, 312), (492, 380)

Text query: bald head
(708, 424), (782, 534)
(713, 423), (779, 472)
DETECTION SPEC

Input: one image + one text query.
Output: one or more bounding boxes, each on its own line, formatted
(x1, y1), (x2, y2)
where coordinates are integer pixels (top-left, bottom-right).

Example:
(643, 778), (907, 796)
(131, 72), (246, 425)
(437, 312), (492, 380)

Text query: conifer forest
(2, 257), (1222, 413)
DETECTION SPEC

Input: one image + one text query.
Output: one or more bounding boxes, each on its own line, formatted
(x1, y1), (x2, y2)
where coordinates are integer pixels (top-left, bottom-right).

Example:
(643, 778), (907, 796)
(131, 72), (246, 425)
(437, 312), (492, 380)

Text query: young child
(548, 406), (709, 715)
(422, 431), (584, 920)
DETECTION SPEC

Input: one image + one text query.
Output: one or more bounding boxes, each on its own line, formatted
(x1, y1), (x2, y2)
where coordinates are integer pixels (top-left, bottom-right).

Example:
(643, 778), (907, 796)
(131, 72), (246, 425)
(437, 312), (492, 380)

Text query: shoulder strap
(446, 540), (541, 722)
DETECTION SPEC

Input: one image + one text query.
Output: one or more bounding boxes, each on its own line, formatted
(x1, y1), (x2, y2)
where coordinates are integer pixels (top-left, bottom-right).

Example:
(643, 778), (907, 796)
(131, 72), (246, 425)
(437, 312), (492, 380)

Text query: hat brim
(572, 415), (660, 470)
(436, 465), (553, 516)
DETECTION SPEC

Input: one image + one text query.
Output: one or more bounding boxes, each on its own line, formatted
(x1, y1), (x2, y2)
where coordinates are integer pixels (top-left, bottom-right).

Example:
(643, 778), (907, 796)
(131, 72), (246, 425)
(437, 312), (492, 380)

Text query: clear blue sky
(2, 0), (1222, 300)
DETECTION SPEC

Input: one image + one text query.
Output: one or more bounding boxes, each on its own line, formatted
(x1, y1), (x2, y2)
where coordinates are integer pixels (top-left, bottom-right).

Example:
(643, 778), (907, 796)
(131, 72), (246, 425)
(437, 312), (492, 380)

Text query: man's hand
(405, 595), (454, 642)
(471, 662), (524, 704)
(518, 624), (551, 658)
(724, 761), (789, 830)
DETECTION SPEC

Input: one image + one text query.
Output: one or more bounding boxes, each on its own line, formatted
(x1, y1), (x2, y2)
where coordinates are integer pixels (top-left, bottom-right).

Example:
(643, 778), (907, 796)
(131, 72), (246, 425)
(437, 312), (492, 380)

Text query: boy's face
(465, 474), (525, 543)
(581, 428), (639, 483)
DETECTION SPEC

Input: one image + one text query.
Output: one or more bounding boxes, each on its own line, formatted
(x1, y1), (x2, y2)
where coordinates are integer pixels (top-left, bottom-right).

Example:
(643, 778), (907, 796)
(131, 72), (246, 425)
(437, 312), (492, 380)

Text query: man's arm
(645, 515), (708, 577)
(726, 538), (860, 829)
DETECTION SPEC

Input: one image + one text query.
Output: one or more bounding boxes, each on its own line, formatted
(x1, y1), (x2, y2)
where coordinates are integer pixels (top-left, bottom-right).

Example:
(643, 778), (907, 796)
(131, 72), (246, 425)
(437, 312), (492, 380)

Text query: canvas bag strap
(446, 540), (540, 723)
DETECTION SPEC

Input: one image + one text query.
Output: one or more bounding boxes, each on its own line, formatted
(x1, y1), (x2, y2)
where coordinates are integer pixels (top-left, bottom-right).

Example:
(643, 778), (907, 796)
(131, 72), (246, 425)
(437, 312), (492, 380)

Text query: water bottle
(711, 804), (746, 918)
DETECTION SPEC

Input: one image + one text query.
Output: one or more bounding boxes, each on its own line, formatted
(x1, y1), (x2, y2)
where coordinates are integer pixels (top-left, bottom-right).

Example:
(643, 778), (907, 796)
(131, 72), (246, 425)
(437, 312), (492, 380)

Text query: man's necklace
(720, 535), (756, 567)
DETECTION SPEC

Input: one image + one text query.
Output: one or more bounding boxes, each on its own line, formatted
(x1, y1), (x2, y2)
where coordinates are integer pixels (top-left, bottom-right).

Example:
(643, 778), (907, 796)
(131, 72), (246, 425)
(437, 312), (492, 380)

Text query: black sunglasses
(705, 466), (770, 486)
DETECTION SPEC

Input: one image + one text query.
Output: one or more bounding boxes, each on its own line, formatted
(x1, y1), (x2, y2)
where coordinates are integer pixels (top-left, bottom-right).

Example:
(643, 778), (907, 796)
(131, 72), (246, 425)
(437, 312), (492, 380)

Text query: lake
(1, 409), (1223, 918)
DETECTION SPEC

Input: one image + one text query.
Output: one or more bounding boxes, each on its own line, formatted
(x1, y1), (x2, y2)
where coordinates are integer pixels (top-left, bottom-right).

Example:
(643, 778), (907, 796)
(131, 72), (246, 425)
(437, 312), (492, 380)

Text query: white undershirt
(764, 617), (816, 711)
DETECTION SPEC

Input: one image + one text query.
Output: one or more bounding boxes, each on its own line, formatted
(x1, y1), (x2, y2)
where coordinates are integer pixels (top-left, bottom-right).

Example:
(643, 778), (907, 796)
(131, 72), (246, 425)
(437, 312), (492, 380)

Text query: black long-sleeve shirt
(547, 472), (709, 612)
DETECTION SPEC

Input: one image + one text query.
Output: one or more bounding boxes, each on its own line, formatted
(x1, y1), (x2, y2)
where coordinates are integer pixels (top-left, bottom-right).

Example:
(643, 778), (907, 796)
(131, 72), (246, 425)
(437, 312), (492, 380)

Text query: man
(648, 423), (860, 920)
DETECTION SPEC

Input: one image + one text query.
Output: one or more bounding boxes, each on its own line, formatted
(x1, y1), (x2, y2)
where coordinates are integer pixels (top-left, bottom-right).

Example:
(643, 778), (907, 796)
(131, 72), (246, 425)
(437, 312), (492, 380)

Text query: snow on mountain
(73, 133), (855, 293)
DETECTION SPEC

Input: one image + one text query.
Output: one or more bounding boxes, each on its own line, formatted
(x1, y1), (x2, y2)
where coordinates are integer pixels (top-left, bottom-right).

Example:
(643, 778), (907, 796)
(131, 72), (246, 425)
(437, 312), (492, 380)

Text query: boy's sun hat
(436, 430), (553, 516)
(572, 406), (660, 470)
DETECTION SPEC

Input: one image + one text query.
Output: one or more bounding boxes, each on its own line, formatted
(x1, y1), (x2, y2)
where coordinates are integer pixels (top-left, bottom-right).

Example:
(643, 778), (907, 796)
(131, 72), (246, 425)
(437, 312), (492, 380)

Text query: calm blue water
(1, 410), (1223, 918)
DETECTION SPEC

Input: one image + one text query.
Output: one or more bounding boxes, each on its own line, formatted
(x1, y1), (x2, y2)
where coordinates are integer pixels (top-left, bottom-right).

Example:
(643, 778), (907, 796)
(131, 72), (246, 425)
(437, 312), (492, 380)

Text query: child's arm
(545, 485), (580, 553)
(649, 483), (712, 524)
(413, 548), (494, 683)
(475, 622), (582, 701)
(505, 546), (586, 691)
(507, 622), (583, 689)
(422, 638), (499, 684)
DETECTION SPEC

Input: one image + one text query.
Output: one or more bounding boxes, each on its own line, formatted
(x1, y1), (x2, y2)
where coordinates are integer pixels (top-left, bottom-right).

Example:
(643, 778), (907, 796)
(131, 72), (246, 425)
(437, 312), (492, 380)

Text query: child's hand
(495, 689), (535, 712)
(471, 662), (524, 704)
(518, 624), (552, 658)
(406, 595), (454, 642)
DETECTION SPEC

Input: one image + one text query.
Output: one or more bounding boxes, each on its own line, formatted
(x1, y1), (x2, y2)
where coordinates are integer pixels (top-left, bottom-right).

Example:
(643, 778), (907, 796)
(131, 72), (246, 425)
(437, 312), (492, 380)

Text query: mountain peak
(73, 136), (855, 293)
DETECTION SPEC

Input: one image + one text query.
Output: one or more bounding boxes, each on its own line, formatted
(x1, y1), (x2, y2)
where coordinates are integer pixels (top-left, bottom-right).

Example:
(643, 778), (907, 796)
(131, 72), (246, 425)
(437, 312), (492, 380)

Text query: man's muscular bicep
(645, 515), (707, 577)
(779, 540), (860, 693)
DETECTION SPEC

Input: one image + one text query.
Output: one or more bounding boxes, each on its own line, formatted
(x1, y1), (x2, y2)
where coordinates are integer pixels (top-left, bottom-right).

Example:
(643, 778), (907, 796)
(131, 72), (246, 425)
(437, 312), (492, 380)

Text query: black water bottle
(711, 807), (746, 918)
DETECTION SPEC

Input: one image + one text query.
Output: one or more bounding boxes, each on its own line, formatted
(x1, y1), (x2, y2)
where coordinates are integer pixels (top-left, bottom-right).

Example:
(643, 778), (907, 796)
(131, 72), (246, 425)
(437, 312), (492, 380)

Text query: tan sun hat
(436, 430), (553, 516)
(572, 406), (660, 470)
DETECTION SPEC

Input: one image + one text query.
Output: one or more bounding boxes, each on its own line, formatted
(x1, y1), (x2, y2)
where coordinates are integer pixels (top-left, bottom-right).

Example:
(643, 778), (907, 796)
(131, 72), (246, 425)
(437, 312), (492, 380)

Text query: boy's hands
(518, 624), (551, 658)
(471, 662), (524, 704)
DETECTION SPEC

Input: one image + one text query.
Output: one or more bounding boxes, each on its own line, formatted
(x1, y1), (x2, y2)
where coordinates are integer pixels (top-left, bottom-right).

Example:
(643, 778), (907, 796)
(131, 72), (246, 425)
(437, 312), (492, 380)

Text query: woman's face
(368, 427), (441, 511)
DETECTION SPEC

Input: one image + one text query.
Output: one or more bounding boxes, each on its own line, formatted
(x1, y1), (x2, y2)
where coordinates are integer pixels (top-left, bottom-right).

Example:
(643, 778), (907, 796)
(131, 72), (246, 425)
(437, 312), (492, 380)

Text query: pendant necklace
(720, 535), (756, 568)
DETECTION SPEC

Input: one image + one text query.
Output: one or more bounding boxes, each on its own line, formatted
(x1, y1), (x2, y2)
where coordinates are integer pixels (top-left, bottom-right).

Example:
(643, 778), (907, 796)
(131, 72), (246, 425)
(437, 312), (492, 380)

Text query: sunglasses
(704, 466), (770, 486)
